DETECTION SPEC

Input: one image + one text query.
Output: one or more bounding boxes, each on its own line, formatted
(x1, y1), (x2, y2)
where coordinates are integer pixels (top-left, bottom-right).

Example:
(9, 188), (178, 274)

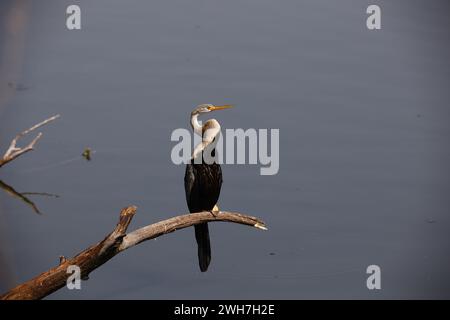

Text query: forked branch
(0, 206), (267, 300)
(0, 114), (60, 168)
(0, 180), (42, 214)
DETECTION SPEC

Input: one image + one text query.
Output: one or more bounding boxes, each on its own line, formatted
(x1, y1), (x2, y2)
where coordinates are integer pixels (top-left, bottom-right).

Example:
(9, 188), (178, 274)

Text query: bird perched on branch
(184, 104), (233, 272)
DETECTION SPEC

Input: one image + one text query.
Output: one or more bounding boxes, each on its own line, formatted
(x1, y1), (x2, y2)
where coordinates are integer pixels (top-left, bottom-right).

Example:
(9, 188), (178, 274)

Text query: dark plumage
(184, 159), (222, 272)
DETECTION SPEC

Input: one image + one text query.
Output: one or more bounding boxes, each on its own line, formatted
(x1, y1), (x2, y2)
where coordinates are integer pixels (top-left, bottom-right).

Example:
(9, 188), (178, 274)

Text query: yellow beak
(208, 105), (233, 111)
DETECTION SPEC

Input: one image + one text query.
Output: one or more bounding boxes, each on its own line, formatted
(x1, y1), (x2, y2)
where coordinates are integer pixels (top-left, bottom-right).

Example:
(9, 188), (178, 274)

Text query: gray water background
(0, 0), (449, 299)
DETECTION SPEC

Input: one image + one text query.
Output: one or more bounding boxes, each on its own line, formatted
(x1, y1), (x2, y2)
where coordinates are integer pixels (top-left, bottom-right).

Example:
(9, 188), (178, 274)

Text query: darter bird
(184, 104), (233, 272)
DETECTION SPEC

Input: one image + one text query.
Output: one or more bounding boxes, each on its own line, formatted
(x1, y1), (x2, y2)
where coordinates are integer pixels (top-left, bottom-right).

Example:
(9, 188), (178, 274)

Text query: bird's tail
(194, 223), (211, 272)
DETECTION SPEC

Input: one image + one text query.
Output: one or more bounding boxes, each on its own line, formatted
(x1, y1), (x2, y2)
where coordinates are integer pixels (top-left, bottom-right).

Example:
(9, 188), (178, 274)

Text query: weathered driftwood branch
(0, 114), (60, 168)
(0, 206), (267, 300)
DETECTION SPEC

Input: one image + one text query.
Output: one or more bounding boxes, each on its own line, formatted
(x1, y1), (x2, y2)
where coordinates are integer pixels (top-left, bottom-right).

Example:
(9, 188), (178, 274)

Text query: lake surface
(0, 0), (449, 299)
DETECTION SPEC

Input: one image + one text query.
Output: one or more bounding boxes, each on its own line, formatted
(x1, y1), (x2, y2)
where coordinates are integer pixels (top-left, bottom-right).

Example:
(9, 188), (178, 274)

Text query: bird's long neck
(190, 114), (221, 161)
(190, 113), (202, 135)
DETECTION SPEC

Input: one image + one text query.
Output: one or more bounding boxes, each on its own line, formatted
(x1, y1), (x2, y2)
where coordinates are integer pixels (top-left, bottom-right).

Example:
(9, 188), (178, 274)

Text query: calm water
(0, 0), (449, 299)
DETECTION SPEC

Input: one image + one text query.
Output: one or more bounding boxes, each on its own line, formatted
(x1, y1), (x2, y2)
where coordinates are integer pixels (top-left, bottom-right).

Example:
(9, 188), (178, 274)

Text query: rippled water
(0, 0), (449, 299)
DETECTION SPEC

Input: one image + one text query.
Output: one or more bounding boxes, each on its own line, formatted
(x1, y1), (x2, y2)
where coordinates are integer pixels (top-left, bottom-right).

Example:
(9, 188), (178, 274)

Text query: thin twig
(0, 180), (42, 214)
(0, 206), (267, 300)
(20, 192), (59, 198)
(0, 114), (60, 168)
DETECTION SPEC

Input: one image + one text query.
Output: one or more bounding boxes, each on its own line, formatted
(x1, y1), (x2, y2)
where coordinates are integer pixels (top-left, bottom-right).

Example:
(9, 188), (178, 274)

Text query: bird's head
(191, 104), (233, 116)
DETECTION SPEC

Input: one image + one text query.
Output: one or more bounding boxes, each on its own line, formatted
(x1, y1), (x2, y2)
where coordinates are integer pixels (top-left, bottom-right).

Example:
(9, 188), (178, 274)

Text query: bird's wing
(184, 164), (196, 209)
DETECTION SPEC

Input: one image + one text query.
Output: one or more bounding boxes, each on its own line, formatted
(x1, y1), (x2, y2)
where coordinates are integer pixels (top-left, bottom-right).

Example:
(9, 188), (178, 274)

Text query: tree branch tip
(120, 205), (137, 217)
(254, 223), (268, 231)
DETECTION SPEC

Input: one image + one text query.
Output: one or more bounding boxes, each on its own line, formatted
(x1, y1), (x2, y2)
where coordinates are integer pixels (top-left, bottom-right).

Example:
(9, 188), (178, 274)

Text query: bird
(184, 104), (233, 272)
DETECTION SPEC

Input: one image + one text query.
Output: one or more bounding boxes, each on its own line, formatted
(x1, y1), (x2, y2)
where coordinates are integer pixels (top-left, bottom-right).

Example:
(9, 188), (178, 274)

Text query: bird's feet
(210, 204), (220, 217)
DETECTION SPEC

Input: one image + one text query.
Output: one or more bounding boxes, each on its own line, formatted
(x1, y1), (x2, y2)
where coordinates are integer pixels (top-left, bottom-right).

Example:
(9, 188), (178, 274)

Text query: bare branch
(119, 211), (266, 250)
(19, 115), (61, 136)
(0, 180), (59, 215)
(0, 180), (42, 214)
(0, 114), (60, 168)
(20, 192), (59, 198)
(0, 206), (266, 300)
